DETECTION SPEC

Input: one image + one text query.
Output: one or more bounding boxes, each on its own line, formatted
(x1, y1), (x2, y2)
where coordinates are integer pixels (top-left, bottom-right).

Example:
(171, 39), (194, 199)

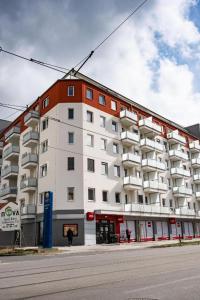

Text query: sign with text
(43, 191), (53, 248)
(0, 202), (20, 231)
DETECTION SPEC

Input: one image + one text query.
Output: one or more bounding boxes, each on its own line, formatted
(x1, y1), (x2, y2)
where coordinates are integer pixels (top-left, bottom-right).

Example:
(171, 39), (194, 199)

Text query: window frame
(68, 157), (75, 171)
(88, 188), (95, 201)
(86, 88), (93, 100)
(111, 100), (117, 111)
(68, 108), (74, 120)
(87, 158), (95, 172)
(99, 94), (106, 106)
(67, 187), (75, 201)
(67, 86), (74, 96)
(87, 110), (93, 123)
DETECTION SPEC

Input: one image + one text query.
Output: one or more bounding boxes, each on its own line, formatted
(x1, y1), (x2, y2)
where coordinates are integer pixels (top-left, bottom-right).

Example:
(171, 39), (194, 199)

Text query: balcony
(20, 177), (37, 193)
(140, 138), (164, 153)
(139, 118), (162, 135)
(24, 111), (39, 127)
(0, 187), (17, 200)
(170, 167), (190, 178)
(0, 141), (3, 150)
(122, 153), (141, 168)
(191, 158), (200, 168)
(0, 158), (2, 167)
(167, 131), (186, 145)
(175, 208), (196, 216)
(193, 174), (200, 183)
(120, 131), (139, 146)
(125, 203), (171, 215)
(21, 204), (36, 216)
(120, 110), (137, 126)
(23, 131), (39, 148)
(142, 159), (166, 172)
(3, 145), (20, 161)
(143, 181), (167, 193)
(196, 192), (200, 199)
(123, 176), (142, 190)
(5, 126), (20, 143)
(1, 165), (19, 179)
(21, 153), (38, 169)
(169, 150), (188, 161)
(173, 186), (192, 198)
(189, 141), (200, 153)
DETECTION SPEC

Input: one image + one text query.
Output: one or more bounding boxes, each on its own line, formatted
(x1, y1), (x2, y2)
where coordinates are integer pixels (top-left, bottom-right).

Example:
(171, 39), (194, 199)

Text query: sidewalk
(56, 238), (200, 254)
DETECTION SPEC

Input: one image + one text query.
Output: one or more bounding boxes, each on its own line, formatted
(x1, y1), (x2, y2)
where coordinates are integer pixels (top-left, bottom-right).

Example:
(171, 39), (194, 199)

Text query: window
(87, 158), (95, 172)
(194, 202), (196, 211)
(145, 196), (148, 205)
(63, 224), (78, 237)
(88, 188), (95, 201)
(115, 192), (121, 203)
(162, 198), (166, 207)
(102, 191), (108, 202)
(87, 110), (93, 123)
(138, 195), (143, 204)
(86, 88), (93, 100)
(68, 108), (74, 119)
(67, 86), (74, 96)
(68, 132), (74, 144)
(42, 118), (48, 131)
(168, 178), (171, 189)
(112, 120), (118, 132)
(100, 116), (106, 128)
(169, 199), (173, 208)
(101, 162), (108, 175)
(100, 138), (107, 150)
(113, 143), (119, 154)
(183, 165), (186, 170)
(111, 100), (117, 111)
(41, 140), (48, 153)
(99, 95), (106, 105)
(125, 194), (128, 204)
(39, 193), (44, 205)
(188, 202), (191, 209)
(40, 164), (47, 177)
(87, 134), (94, 147)
(43, 97), (49, 109)
(114, 165), (120, 177)
(68, 157), (75, 171)
(67, 187), (74, 201)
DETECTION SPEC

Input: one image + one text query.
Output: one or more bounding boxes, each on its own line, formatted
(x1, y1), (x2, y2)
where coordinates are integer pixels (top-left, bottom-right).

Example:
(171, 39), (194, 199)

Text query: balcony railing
(123, 176), (142, 189)
(191, 158), (200, 167)
(0, 187), (17, 197)
(0, 141), (3, 149)
(5, 126), (20, 141)
(21, 204), (36, 215)
(194, 174), (200, 182)
(21, 153), (38, 167)
(142, 159), (166, 171)
(169, 150), (188, 161)
(3, 145), (20, 159)
(140, 138), (164, 152)
(120, 131), (139, 145)
(167, 132), (186, 144)
(120, 110), (137, 125)
(196, 192), (200, 198)
(189, 141), (200, 152)
(175, 208), (196, 216)
(139, 119), (162, 134)
(143, 180), (167, 191)
(173, 186), (192, 196)
(20, 177), (37, 190)
(125, 203), (171, 215)
(171, 167), (190, 177)
(23, 131), (39, 146)
(122, 153), (141, 166)
(1, 165), (19, 178)
(24, 111), (39, 124)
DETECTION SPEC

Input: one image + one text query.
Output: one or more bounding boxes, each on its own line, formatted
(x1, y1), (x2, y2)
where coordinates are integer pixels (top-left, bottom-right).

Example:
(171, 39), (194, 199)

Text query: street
(0, 245), (200, 299)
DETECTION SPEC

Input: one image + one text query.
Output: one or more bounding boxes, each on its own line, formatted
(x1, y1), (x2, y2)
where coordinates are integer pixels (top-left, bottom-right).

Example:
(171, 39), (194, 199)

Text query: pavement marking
(125, 274), (200, 294)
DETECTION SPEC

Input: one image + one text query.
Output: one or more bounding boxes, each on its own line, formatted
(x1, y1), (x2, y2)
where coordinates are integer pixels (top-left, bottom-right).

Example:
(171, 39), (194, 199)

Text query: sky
(0, 0), (200, 126)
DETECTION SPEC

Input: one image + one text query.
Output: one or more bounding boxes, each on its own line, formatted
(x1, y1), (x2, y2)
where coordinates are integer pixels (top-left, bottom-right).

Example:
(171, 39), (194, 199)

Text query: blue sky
(0, 0), (200, 126)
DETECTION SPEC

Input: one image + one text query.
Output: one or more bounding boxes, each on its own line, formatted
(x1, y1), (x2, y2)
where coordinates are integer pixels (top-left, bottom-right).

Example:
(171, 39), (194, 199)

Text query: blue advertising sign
(43, 191), (53, 248)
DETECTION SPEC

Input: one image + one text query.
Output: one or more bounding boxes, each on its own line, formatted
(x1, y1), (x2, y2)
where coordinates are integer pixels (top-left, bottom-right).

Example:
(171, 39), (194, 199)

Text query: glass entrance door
(96, 220), (115, 244)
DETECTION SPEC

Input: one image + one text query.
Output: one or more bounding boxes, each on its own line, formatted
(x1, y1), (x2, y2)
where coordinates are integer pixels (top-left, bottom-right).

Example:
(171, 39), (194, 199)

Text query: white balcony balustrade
(189, 141), (200, 153)
(175, 208), (196, 216)
(3, 145), (20, 161)
(173, 186), (192, 197)
(193, 174), (200, 183)
(170, 167), (190, 178)
(123, 176), (142, 190)
(1, 165), (19, 179)
(167, 131), (186, 145)
(125, 203), (171, 215)
(142, 158), (166, 172)
(139, 118), (162, 135)
(0, 187), (17, 200)
(191, 158), (200, 168)
(21, 204), (36, 216)
(24, 111), (39, 127)
(120, 110), (137, 126)
(23, 131), (39, 148)
(143, 180), (167, 192)
(122, 153), (141, 167)
(20, 177), (37, 192)
(5, 126), (20, 143)
(120, 131), (139, 146)
(140, 138), (164, 153)
(21, 153), (38, 169)
(168, 150), (188, 161)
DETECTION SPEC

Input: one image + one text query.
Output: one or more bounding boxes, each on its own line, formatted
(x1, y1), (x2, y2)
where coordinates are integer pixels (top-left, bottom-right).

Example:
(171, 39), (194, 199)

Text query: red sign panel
(86, 212), (95, 221)
(169, 218), (176, 224)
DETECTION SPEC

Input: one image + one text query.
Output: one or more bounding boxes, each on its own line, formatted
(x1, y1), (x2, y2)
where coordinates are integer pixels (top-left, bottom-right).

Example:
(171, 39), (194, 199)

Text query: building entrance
(96, 220), (115, 244)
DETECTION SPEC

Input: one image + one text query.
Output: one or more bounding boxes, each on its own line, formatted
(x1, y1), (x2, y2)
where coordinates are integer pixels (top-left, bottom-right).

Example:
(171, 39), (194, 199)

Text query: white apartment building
(1, 72), (200, 246)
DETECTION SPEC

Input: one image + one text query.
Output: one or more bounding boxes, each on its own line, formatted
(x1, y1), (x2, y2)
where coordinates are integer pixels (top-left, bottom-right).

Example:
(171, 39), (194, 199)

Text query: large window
(111, 100), (117, 111)
(68, 108), (74, 119)
(115, 192), (121, 203)
(88, 188), (95, 201)
(87, 134), (94, 147)
(42, 97), (49, 109)
(42, 118), (48, 131)
(67, 187), (75, 201)
(99, 95), (106, 105)
(114, 165), (120, 177)
(100, 116), (106, 128)
(63, 224), (78, 237)
(101, 162), (108, 175)
(67, 86), (74, 96)
(100, 138), (107, 150)
(68, 132), (74, 144)
(112, 121), (118, 132)
(102, 191), (108, 202)
(87, 158), (95, 172)
(68, 157), (75, 170)
(87, 111), (93, 123)
(40, 164), (47, 177)
(113, 143), (119, 154)
(86, 88), (93, 100)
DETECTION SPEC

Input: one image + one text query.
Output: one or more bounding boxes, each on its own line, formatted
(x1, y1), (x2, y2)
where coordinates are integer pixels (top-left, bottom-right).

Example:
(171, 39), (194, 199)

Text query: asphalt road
(0, 246), (200, 300)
